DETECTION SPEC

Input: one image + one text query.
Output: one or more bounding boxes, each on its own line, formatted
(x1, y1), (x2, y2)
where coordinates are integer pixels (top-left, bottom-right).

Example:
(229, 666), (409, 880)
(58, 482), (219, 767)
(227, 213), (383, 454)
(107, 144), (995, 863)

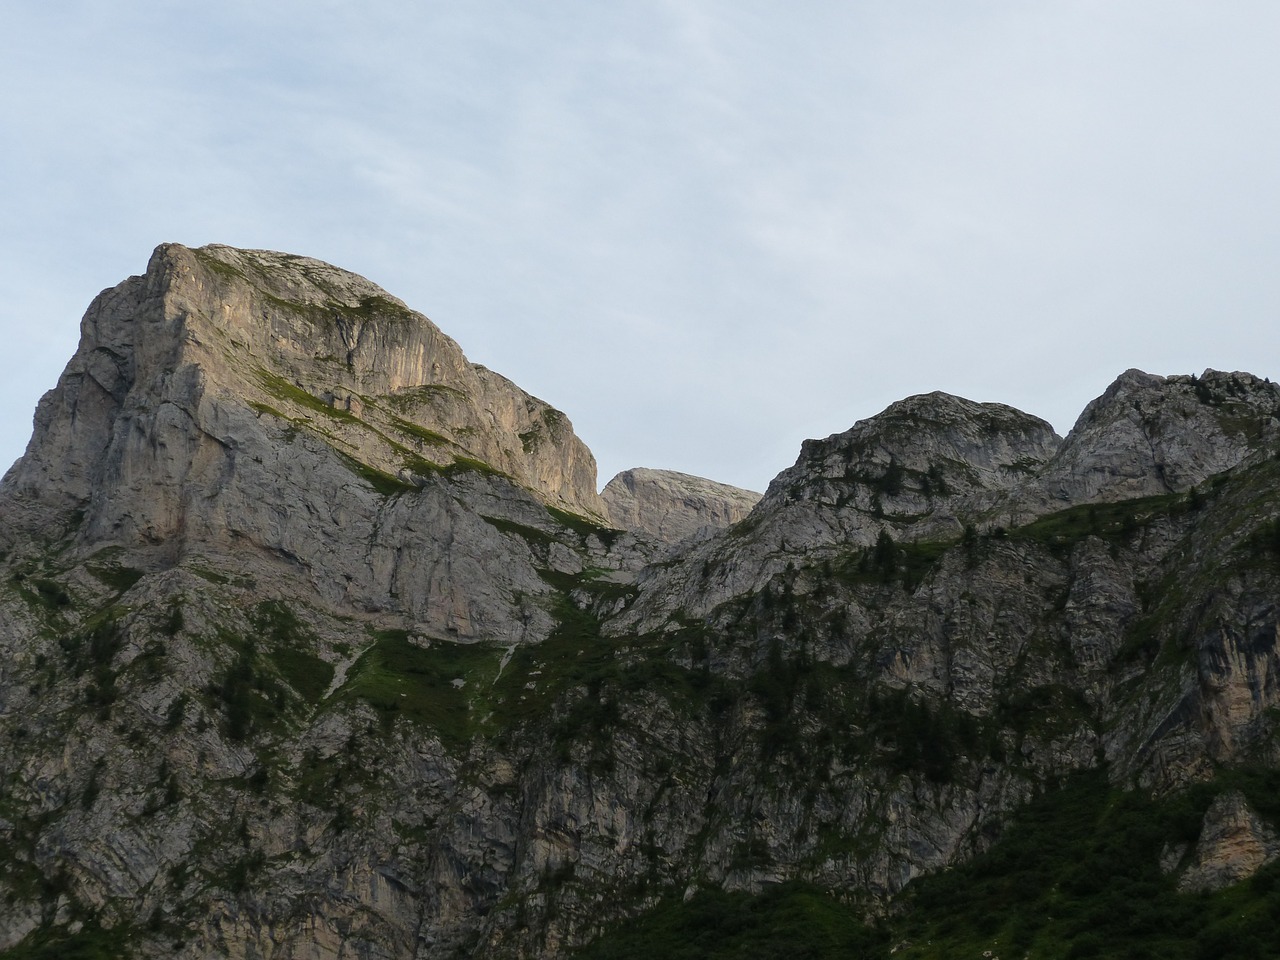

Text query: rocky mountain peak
(1034, 368), (1280, 507)
(758, 389), (1061, 526)
(600, 468), (761, 543)
(5, 243), (606, 541)
(608, 392), (1063, 631)
(0, 243), (631, 645)
(166, 243), (471, 398)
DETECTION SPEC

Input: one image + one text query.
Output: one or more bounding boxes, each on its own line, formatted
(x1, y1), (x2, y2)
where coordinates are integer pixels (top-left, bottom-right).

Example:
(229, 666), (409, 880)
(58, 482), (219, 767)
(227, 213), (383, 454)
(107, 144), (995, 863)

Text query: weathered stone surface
(4, 242), (606, 527)
(1178, 791), (1280, 891)
(601, 468), (760, 543)
(768, 391), (1063, 509)
(608, 391), (1062, 634)
(1018, 368), (1280, 515)
(0, 243), (638, 647)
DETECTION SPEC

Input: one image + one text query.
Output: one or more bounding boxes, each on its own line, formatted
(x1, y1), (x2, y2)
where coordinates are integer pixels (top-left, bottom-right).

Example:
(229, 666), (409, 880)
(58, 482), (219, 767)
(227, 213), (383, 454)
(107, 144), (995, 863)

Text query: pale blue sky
(3, 2), (1278, 493)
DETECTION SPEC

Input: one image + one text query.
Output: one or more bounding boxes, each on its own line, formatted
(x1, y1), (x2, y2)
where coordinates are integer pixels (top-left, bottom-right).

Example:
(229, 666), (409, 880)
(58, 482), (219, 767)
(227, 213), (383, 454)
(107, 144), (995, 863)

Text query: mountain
(600, 468), (761, 543)
(3, 244), (1280, 959)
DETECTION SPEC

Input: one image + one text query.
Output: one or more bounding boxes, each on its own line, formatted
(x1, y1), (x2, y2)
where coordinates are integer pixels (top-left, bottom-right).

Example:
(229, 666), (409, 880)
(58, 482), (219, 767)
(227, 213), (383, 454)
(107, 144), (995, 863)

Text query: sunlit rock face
(8, 242), (607, 526)
(2, 243), (628, 643)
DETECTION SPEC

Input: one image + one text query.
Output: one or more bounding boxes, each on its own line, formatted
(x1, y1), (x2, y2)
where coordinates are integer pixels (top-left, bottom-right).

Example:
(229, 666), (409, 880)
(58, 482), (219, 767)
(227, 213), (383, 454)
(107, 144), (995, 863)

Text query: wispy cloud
(3, 2), (1278, 490)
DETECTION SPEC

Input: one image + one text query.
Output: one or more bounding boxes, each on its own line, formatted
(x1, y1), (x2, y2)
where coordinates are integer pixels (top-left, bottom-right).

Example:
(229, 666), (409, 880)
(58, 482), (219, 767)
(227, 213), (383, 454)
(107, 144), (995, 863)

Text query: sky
(2, 2), (1278, 494)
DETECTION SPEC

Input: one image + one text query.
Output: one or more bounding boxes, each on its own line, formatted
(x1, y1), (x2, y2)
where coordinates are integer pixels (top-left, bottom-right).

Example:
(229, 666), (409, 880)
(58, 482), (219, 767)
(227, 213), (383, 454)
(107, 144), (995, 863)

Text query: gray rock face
(1, 243), (632, 645)
(1018, 368), (1280, 515)
(4, 247), (1280, 960)
(5, 242), (606, 526)
(609, 391), (1063, 633)
(766, 390), (1063, 510)
(1177, 791), (1280, 892)
(601, 468), (761, 543)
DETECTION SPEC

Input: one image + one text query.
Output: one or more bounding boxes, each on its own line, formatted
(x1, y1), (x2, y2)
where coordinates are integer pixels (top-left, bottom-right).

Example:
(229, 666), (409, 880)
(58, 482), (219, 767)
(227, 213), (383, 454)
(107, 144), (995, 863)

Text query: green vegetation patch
(893, 766), (1280, 960)
(328, 575), (692, 753)
(1010, 492), (1189, 555)
(386, 413), (450, 447)
(28, 577), (72, 610)
(1241, 515), (1280, 566)
(441, 455), (511, 480)
(384, 383), (468, 411)
(573, 883), (886, 960)
(57, 611), (125, 694)
(0, 919), (134, 960)
(206, 605), (333, 739)
(864, 685), (989, 783)
(345, 294), (419, 323)
(485, 589), (713, 765)
(269, 646), (333, 704)
(9, 567), (74, 613)
(192, 247), (247, 284)
(995, 682), (1094, 742)
(547, 506), (622, 547)
(834, 532), (954, 591)
(252, 601), (333, 703)
(248, 400), (289, 421)
(580, 766), (1280, 960)
(334, 451), (417, 497)
(488, 594), (612, 732)
(86, 564), (144, 594)
(334, 629), (501, 746)
(256, 369), (360, 424)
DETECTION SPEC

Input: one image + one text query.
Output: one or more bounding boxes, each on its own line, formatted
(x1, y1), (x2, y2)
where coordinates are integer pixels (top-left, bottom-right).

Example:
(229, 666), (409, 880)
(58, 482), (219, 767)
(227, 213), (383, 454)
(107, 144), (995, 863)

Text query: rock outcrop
(606, 390), (1062, 632)
(601, 467), (761, 543)
(5, 243), (606, 525)
(1, 243), (632, 644)
(1015, 368), (1280, 517)
(1177, 791), (1280, 891)
(766, 390), (1062, 513)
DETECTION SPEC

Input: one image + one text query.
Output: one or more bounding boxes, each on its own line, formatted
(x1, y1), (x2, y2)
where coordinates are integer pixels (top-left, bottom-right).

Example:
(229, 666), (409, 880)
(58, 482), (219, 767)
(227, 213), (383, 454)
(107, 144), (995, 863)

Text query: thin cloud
(2, 3), (1278, 492)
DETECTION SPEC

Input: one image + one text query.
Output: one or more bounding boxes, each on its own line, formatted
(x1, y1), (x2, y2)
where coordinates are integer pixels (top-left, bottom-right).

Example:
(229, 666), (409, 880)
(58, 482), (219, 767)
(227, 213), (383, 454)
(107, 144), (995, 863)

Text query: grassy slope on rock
(573, 883), (887, 960)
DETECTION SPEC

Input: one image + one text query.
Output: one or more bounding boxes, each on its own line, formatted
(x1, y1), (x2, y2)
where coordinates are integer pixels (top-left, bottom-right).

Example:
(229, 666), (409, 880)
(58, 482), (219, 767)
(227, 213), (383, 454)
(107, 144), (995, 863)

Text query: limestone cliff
(1175, 791), (1280, 892)
(2, 243), (627, 644)
(601, 467), (761, 543)
(6, 243), (605, 523)
(1011, 367), (1280, 519)
(4, 246), (1280, 959)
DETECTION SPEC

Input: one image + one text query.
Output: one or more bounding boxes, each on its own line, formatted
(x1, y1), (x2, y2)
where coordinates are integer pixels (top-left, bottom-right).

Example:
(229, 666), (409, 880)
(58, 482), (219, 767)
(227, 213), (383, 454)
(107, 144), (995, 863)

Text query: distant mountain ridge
(601, 468), (761, 543)
(3, 244), (1280, 959)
